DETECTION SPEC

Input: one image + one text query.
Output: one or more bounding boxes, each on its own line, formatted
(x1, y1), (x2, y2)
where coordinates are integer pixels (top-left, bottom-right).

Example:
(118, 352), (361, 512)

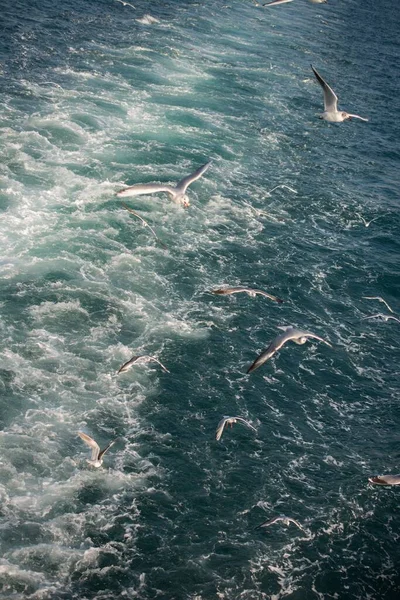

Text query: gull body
(369, 475), (400, 486)
(255, 515), (305, 531)
(211, 286), (283, 304)
(363, 313), (400, 323)
(311, 65), (368, 123)
(118, 354), (170, 374)
(78, 432), (116, 468)
(247, 326), (332, 374)
(362, 296), (393, 313)
(216, 416), (257, 441)
(116, 161), (211, 208)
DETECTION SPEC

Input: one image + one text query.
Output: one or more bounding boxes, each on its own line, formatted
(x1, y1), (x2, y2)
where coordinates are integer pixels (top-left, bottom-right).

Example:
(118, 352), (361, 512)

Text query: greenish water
(0, 0), (399, 598)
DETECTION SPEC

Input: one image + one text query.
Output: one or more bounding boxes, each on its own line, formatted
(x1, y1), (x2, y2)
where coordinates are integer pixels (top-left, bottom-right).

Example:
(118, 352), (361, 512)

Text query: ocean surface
(0, 0), (399, 598)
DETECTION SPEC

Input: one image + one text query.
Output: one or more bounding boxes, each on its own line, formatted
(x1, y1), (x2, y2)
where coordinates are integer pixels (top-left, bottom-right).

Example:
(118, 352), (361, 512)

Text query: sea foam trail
(0, 0), (399, 597)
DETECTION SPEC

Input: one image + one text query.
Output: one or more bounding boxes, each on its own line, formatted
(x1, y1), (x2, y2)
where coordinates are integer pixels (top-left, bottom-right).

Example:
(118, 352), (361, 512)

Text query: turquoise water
(1, 0), (400, 598)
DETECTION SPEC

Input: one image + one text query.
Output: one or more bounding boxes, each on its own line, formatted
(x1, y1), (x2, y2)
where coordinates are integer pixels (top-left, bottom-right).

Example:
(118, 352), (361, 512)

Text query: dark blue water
(0, 0), (399, 598)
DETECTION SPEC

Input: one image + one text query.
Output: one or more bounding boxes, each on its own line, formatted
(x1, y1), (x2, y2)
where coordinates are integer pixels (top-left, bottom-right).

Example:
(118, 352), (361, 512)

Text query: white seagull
(216, 416), (257, 441)
(247, 326), (332, 374)
(362, 313), (400, 324)
(368, 475), (400, 486)
(118, 354), (170, 374)
(311, 65), (368, 123)
(211, 286), (283, 304)
(78, 432), (117, 468)
(115, 0), (135, 7)
(263, 0), (293, 6)
(116, 161), (211, 208)
(362, 296), (393, 313)
(356, 213), (382, 228)
(255, 515), (305, 531)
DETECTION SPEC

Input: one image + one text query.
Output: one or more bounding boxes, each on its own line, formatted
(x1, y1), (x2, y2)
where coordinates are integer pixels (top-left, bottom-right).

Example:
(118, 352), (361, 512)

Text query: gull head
(174, 192), (190, 208)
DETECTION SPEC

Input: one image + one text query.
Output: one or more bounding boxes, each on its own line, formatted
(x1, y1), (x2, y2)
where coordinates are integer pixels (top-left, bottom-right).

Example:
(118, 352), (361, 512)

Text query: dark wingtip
(246, 363), (256, 374)
(276, 298), (284, 304)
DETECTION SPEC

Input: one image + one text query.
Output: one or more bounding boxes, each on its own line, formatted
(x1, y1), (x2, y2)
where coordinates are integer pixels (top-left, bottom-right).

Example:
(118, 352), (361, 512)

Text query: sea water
(0, 0), (399, 598)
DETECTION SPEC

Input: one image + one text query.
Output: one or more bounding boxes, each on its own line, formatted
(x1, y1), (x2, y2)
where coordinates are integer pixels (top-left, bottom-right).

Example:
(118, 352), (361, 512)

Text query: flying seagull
(116, 161), (211, 208)
(210, 286), (283, 303)
(362, 313), (400, 324)
(216, 416), (257, 441)
(247, 326), (332, 374)
(118, 354), (170, 374)
(356, 213), (383, 228)
(263, 0), (293, 6)
(78, 432), (116, 468)
(121, 202), (167, 248)
(254, 515), (305, 531)
(368, 475), (400, 486)
(362, 296), (393, 313)
(311, 65), (368, 123)
(115, 0), (135, 7)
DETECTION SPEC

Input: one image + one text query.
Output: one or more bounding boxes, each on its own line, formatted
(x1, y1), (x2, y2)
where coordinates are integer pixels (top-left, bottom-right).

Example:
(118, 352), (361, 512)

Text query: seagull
(267, 184), (297, 195)
(210, 287), (283, 304)
(362, 296), (393, 313)
(311, 65), (368, 123)
(362, 313), (400, 323)
(356, 213), (383, 228)
(78, 432), (116, 468)
(136, 14), (160, 24)
(121, 202), (167, 248)
(254, 515), (305, 531)
(247, 326), (332, 374)
(263, 0), (293, 6)
(116, 161), (211, 208)
(115, 0), (135, 7)
(368, 475), (400, 486)
(216, 416), (257, 441)
(118, 354), (170, 374)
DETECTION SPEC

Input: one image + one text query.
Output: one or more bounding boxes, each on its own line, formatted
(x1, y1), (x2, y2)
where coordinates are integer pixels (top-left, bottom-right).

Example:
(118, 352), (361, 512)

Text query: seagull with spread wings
(311, 65), (368, 123)
(116, 161), (211, 207)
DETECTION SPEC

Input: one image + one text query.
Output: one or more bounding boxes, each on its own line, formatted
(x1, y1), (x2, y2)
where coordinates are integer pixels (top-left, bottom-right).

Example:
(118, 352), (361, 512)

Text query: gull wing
(303, 331), (332, 347)
(176, 161), (212, 193)
(116, 183), (176, 199)
(146, 356), (170, 373)
(99, 439), (117, 460)
(246, 330), (293, 374)
(254, 516), (282, 529)
(216, 417), (229, 441)
(287, 517), (305, 531)
(234, 417), (257, 434)
(369, 474), (400, 485)
(78, 432), (100, 461)
(311, 65), (338, 112)
(117, 355), (141, 374)
(263, 0), (293, 5)
(253, 289), (284, 303)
